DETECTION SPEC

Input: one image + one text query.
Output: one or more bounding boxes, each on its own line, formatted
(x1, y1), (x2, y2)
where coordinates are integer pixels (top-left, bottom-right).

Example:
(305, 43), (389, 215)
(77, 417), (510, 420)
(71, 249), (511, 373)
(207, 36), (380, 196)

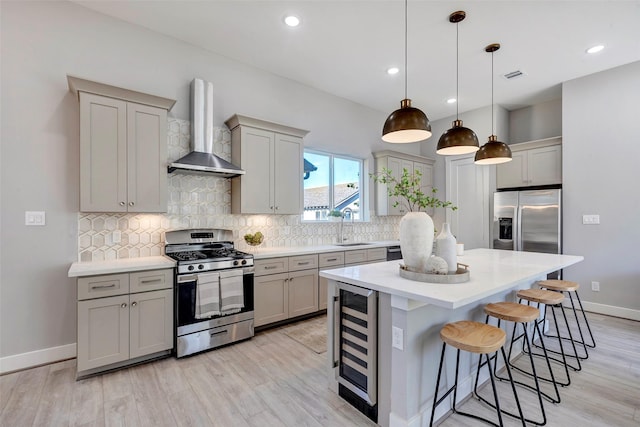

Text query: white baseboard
(0, 343), (76, 374)
(578, 301), (640, 321)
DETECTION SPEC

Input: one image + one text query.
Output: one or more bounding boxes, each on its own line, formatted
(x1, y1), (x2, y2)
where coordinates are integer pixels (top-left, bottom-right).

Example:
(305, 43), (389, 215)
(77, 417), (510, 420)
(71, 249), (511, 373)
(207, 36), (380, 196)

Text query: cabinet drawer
(130, 269), (173, 293)
(344, 250), (367, 265)
(254, 257), (289, 276)
(319, 252), (345, 268)
(367, 248), (387, 262)
(78, 273), (129, 300)
(288, 254), (318, 272)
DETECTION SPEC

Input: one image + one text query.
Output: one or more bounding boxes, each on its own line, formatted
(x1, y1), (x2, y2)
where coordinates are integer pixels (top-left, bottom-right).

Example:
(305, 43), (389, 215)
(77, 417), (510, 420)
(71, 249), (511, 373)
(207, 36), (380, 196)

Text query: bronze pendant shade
(437, 11), (479, 155)
(474, 43), (512, 165)
(382, 99), (432, 143)
(382, 0), (431, 143)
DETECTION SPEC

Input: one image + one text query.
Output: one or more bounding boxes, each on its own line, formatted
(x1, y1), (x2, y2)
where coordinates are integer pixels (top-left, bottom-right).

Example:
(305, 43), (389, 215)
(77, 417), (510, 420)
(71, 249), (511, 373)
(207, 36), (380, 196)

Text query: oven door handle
(177, 275), (197, 284)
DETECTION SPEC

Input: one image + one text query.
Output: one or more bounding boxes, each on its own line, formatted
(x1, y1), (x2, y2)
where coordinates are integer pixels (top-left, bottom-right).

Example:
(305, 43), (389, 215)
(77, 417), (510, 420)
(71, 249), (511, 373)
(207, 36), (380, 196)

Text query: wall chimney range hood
(168, 79), (245, 178)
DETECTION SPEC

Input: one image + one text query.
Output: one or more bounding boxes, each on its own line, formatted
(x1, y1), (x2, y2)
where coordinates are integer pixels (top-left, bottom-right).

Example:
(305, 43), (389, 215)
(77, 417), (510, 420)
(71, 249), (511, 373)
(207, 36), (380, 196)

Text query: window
(303, 150), (363, 221)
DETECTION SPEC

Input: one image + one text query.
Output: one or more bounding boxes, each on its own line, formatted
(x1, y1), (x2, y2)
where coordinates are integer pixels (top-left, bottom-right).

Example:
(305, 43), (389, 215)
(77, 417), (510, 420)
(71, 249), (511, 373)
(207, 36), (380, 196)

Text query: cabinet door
(239, 127), (275, 214)
(528, 145), (562, 186)
(77, 295), (129, 371)
(274, 133), (303, 214)
(386, 157), (409, 215)
(288, 269), (319, 318)
(413, 161), (434, 214)
(496, 150), (528, 189)
(129, 289), (173, 358)
(127, 103), (168, 212)
(79, 93), (128, 212)
(254, 273), (289, 326)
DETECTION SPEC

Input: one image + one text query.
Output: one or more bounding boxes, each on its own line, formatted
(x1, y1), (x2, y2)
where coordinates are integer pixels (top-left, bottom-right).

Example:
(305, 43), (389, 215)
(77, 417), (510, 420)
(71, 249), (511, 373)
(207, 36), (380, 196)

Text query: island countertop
(319, 248), (583, 309)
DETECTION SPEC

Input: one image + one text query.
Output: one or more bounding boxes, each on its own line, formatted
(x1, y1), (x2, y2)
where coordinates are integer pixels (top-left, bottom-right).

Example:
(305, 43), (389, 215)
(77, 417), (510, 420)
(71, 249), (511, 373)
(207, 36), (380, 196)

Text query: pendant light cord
(404, 0), (408, 100)
(456, 20), (459, 119)
(491, 50), (494, 135)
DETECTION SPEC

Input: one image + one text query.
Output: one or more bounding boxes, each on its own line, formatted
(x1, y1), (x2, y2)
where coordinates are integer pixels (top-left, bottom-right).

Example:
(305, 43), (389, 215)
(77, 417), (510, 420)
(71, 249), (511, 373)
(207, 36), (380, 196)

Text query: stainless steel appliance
(332, 282), (378, 422)
(386, 245), (402, 261)
(165, 229), (254, 357)
(493, 187), (562, 255)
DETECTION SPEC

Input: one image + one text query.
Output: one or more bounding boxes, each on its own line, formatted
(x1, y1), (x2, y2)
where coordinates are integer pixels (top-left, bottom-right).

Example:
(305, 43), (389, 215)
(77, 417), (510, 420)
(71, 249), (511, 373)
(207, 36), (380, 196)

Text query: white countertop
(250, 240), (400, 259)
(68, 256), (175, 277)
(320, 248), (583, 309)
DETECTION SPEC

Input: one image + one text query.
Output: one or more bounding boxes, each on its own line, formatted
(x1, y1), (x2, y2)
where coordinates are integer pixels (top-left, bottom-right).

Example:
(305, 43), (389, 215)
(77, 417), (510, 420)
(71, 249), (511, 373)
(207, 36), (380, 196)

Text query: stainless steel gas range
(164, 229), (254, 357)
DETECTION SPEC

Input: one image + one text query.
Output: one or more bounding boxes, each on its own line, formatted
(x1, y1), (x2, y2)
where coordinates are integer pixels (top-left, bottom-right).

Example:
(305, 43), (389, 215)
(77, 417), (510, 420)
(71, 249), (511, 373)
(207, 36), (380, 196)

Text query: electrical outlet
(591, 281), (600, 292)
(392, 326), (404, 350)
(582, 214), (600, 225)
(25, 211), (46, 226)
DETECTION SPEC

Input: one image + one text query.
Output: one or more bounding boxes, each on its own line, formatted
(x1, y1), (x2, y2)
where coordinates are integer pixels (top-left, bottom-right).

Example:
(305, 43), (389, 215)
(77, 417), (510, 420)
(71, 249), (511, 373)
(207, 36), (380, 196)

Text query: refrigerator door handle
(516, 202), (523, 251)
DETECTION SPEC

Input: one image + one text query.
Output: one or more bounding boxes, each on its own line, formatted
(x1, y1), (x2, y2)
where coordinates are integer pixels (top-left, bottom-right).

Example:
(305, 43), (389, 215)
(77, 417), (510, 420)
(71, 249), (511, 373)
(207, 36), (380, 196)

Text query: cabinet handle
(121, 303), (127, 308)
(275, 206), (279, 210)
(120, 202), (125, 206)
(327, 258), (338, 262)
(91, 284), (116, 290)
(289, 277), (293, 282)
(270, 206), (274, 210)
(129, 202), (135, 206)
(131, 301), (137, 307)
(211, 330), (228, 337)
(297, 261), (310, 266)
(140, 278), (162, 284)
(264, 266), (277, 270)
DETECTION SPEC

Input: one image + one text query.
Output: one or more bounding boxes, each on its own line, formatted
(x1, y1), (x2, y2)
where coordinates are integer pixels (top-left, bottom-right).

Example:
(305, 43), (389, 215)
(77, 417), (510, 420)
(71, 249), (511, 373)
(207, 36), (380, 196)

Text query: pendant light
(437, 11), (479, 155)
(382, 0), (431, 143)
(474, 43), (512, 165)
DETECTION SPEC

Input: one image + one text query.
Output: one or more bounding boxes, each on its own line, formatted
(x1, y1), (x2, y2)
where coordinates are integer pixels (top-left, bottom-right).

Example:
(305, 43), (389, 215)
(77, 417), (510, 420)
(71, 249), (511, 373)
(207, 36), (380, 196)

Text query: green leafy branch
(370, 168), (458, 213)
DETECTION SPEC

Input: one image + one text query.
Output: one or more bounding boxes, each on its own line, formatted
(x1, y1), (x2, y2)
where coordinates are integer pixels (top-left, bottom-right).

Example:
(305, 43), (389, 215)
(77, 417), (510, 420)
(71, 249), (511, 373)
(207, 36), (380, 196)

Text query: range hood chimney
(168, 79), (245, 177)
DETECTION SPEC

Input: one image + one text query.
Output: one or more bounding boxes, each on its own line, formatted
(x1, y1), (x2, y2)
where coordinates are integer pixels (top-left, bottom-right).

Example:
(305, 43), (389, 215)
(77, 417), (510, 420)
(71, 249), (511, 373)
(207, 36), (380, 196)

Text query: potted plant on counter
(370, 168), (457, 273)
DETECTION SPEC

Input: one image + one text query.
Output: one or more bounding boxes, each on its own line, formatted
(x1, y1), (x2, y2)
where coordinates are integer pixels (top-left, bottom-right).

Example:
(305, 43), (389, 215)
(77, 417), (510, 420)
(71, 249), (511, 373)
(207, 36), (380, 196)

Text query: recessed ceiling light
(586, 45), (604, 54)
(284, 15), (300, 27)
(387, 67), (400, 75)
(447, 98), (457, 104)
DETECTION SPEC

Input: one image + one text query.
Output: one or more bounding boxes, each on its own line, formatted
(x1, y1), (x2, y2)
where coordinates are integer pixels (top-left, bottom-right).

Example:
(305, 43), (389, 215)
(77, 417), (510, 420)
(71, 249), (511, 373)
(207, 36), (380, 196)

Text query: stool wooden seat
(538, 279), (579, 292)
(537, 279), (596, 351)
(485, 302), (539, 323)
(517, 289), (564, 305)
(430, 321), (525, 427)
(441, 320), (506, 354)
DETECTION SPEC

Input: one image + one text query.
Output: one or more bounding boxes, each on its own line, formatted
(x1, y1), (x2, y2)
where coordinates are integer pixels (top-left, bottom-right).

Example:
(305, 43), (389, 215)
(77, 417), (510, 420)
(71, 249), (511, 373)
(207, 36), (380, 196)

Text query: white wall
(509, 98), (562, 143)
(562, 61), (640, 316)
(0, 1), (421, 364)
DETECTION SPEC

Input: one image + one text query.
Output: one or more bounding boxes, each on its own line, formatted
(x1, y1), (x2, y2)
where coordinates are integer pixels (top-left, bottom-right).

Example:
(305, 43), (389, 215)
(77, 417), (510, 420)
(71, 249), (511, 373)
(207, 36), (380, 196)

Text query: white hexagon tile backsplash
(78, 118), (400, 261)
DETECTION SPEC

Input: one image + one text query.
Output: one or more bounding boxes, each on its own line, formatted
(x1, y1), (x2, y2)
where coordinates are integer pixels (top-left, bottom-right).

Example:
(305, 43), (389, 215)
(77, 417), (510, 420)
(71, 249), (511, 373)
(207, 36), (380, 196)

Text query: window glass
(303, 150), (363, 221)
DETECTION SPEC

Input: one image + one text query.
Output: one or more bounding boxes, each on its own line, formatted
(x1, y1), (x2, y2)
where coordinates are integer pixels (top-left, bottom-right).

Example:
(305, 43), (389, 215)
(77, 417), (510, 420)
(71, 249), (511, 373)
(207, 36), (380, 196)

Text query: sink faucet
(339, 207), (354, 243)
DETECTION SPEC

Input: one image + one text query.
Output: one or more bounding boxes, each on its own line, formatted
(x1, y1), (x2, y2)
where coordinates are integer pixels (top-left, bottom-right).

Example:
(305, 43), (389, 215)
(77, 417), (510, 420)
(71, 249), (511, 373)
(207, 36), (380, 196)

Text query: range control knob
(241, 259), (247, 265)
(198, 264), (204, 270)
(188, 265), (195, 271)
(233, 260), (239, 266)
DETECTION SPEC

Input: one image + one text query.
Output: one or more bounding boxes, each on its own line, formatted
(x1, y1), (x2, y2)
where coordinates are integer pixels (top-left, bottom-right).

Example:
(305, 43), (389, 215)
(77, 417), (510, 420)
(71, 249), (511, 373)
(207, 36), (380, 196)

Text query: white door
(446, 155), (490, 249)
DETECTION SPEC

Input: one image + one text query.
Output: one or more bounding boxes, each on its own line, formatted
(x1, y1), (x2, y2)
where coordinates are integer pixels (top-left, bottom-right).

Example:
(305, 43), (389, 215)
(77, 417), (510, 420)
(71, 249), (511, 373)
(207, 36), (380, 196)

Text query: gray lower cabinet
(76, 268), (173, 376)
(254, 255), (318, 327)
(319, 251), (346, 310)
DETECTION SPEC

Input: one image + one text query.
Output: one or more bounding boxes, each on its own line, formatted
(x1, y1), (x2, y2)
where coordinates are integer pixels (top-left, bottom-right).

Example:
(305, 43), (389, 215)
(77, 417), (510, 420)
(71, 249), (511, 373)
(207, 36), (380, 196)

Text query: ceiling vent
(503, 70), (525, 80)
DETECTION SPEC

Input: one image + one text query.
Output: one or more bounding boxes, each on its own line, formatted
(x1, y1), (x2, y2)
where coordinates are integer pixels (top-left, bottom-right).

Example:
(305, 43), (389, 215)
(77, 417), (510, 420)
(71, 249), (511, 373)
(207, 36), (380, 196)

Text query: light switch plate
(25, 211), (46, 226)
(392, 326), (404, 350)
(582, 214), (600, 225)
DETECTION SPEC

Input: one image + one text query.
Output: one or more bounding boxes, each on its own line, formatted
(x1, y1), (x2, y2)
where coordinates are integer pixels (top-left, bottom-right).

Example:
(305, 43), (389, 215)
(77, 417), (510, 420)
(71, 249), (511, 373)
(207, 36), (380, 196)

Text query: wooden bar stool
(517, 289), (581, 381)
(537, 279), (596, 358)
(429, 321), (525, 427)
(480, 302), (560, 426)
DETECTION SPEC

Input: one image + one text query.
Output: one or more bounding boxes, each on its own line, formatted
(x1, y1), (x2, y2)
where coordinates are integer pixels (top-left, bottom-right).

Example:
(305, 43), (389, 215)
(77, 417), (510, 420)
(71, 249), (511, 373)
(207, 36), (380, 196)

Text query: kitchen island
(321, 248), (583, 427)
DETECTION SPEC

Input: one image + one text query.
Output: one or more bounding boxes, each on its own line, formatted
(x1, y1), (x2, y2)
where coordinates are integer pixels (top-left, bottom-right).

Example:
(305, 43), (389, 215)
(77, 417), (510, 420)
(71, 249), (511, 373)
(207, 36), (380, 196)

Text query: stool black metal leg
(557, 302), (582, 371)
(574, 291), (596, 348)
(429, 343), (448, 427)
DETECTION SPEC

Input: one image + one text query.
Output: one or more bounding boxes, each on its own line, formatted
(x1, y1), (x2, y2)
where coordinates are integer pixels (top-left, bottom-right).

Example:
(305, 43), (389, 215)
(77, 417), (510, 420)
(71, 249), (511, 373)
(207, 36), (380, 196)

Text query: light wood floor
(1, 312), (638, 427)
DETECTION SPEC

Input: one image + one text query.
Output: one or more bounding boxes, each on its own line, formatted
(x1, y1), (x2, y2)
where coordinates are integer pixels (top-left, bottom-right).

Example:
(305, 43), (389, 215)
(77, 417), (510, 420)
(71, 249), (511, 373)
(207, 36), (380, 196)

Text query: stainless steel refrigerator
(493, 188), (561, 254)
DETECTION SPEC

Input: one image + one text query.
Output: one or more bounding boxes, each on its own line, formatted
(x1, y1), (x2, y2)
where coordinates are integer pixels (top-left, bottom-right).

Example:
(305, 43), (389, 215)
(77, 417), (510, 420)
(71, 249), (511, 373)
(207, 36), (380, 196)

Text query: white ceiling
(74, 1), (640, 121)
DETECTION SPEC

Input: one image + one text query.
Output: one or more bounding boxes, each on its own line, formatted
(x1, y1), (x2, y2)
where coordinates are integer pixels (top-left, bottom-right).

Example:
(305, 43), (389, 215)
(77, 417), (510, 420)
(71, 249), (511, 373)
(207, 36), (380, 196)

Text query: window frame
(302, 149), (365, 223)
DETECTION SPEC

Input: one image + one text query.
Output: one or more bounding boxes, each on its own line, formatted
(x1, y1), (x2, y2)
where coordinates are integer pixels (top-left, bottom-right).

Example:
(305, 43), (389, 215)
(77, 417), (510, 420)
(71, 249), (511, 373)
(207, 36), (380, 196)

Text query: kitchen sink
(335, 242), (373, 247)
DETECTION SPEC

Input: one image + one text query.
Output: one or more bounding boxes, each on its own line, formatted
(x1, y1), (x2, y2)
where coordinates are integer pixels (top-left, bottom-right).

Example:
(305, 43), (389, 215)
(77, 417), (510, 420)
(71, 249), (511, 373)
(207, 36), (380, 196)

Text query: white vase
(436, 222), (457, 274)
(399, 212), (434, 273)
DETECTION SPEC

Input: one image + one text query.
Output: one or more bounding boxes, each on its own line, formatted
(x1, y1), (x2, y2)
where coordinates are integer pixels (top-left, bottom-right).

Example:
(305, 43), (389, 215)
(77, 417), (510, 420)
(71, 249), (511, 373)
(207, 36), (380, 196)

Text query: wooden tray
(399, 263), (470, 284)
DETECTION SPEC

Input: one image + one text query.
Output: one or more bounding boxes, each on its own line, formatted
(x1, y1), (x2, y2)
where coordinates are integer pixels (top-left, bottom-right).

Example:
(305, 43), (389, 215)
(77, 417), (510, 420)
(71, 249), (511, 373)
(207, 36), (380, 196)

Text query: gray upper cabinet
(69, 76), (175, 213)
(226, 114), (309, 215)
(496, 137), (562, 189)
